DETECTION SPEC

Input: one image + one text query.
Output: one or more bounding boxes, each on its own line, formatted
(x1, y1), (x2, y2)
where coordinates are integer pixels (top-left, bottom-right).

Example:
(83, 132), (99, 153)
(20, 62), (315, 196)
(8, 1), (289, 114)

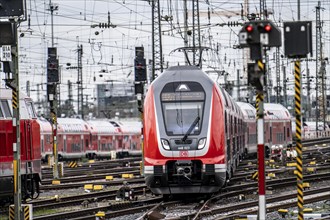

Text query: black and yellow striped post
(294, 60), (304, 220)
(9, 205), (14, 220)
(8, 20), (23, 220)
(256, 60), (266, 219)
(50, 109), (59, 180)
(23, 205), (30, 220)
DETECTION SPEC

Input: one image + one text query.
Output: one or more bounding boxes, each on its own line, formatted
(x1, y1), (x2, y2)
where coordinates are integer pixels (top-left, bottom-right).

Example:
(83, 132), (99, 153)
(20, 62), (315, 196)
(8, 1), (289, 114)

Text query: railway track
(25, 172), (330, 219)
(176, 187), (330, 220)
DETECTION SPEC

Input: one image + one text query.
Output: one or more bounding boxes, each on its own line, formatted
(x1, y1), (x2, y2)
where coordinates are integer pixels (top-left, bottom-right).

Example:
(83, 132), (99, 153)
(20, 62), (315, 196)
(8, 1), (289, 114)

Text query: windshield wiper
(182, 116), (200, 143)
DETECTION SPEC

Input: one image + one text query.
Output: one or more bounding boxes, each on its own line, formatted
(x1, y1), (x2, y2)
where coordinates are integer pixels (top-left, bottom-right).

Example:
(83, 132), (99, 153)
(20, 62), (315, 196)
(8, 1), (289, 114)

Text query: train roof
(57, 118), (89, 132)
(153, 66), (213, 86)
(303, 121), (329, 131)
(37, 117), (52, 132)
(236, 102), (256, 119)
(86, 120), (119, 134)
(115, 120), (141, 134)
(0, 88), (37, 119)
(264, 103), (291, 120)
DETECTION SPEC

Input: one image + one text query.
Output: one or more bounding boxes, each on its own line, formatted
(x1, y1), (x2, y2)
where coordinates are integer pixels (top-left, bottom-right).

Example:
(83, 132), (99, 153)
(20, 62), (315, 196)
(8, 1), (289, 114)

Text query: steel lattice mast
(151, 0), (163, 80)
(192, 0), (201, 66)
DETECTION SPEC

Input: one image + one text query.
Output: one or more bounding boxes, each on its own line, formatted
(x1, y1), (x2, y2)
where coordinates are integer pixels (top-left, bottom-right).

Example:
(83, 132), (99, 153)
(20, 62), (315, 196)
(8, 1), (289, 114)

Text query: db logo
(179, 151), (188, 157)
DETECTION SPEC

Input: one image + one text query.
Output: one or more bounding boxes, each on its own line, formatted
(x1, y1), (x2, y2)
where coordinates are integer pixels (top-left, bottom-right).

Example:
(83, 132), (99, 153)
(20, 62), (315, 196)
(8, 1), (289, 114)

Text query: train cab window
(160, 82), (205, 136)
(26, 101), (37, 118)
(1, 100), (12, 118)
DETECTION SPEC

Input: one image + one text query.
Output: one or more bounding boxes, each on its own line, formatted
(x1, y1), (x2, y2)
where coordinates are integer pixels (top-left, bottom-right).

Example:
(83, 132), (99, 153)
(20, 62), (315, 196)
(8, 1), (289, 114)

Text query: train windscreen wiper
(182, 116), (200, 143)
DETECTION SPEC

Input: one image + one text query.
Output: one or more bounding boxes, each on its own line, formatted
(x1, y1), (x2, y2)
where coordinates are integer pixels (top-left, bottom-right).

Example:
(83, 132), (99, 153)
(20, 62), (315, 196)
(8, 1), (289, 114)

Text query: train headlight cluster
(198, 138), (206, 149)
(161, 139), (170, 150)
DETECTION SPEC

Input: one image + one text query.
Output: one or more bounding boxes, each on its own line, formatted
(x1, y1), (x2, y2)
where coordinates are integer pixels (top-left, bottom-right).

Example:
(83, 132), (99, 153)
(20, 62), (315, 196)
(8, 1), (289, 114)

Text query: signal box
(284, 21), (312, 58)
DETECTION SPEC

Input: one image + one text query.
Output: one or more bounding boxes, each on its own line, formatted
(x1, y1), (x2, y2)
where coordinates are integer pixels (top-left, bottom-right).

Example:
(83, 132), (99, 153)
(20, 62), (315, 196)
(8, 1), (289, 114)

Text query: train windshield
(160, 82), (205, 136)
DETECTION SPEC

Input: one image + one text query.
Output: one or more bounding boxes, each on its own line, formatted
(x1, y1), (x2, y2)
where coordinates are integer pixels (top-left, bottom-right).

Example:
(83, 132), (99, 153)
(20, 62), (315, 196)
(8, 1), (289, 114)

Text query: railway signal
(238, 20), (281, 220)
(47, 47), (59, 83)
(247, 62), (264, 91)
(239, 20), (281, 48)
(134, 46), (147, 82)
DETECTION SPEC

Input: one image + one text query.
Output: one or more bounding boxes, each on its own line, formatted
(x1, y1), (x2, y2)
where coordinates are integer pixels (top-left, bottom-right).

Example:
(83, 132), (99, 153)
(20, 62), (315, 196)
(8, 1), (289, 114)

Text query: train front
(143, 66), (227, 195)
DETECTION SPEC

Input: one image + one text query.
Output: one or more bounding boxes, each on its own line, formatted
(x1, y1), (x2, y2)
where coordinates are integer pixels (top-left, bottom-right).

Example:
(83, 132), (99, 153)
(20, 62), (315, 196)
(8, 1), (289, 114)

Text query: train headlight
(161, 139), (170, 150)
(198, 138), (206, 149)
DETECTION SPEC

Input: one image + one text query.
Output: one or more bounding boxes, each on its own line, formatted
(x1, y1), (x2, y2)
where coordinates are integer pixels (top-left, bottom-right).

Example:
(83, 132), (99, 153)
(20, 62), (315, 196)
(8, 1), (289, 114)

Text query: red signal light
(246, 25), (253, 32)
(264, 24), (272, 32)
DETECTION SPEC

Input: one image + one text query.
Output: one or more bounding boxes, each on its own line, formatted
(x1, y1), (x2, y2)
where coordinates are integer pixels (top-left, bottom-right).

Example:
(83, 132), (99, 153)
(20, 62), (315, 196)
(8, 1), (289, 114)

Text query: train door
(63, 135), (67, 152)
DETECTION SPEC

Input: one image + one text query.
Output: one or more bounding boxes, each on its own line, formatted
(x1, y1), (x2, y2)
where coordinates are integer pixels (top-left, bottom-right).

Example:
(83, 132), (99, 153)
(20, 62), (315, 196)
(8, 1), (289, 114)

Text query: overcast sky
(1, 0), (329, 108)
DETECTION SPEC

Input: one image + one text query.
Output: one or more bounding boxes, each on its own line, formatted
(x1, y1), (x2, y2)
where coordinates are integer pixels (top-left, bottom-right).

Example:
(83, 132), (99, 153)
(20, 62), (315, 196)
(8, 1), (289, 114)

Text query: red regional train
(264, 103), (293, 160)
(237, 102), (293, 159)
(0, 88), (41, 205)
(143, 66), (246, 195)
(39, 118), (141, 162)
(236, 101), (257, 157)
(142, 66), (293, 195)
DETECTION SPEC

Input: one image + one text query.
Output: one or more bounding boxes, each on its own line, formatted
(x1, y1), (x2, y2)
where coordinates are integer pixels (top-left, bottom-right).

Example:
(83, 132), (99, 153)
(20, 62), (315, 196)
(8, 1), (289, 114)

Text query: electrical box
(0, 0), (25, 17)
(0, 22), (15, 45)
(284, 21), (312, 58)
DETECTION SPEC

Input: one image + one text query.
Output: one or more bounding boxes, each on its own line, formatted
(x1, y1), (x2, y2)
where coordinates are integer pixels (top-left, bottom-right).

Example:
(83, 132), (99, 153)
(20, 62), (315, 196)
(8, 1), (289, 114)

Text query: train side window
(225, 113), (228, 134)
(230, 116), (233, 135)
(0, 133), (6, 155)
(41, 138), (44, 153)
(221, 88), (229, 107)
(1, 100), (12, 118)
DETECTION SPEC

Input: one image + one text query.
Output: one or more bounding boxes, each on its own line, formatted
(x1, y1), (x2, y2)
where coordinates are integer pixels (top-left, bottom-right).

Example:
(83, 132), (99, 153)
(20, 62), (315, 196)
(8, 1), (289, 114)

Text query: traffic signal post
(47, 47), (60, 182)
(134, 46), (146, 176)
(1, 20), (24, 220)
(239, 20), (281, 220)
(284, 21), (313, 220)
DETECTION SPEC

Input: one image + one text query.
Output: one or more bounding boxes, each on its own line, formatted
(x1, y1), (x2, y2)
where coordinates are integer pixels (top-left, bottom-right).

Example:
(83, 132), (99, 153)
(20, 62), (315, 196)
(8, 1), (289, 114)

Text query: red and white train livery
(143, 66), (245, 195)
(39, 118), (142, 161)
(0, 88), (41, 204)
